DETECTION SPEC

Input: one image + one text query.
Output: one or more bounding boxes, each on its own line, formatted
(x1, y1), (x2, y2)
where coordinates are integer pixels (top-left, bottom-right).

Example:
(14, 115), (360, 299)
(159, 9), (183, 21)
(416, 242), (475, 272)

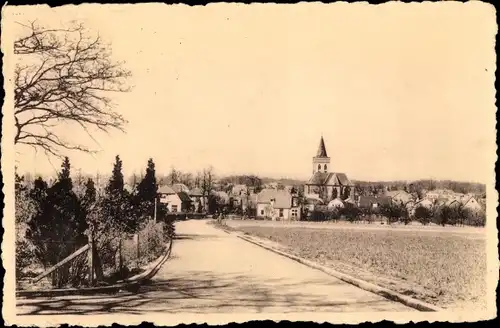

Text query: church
(304, 136), (355, 202)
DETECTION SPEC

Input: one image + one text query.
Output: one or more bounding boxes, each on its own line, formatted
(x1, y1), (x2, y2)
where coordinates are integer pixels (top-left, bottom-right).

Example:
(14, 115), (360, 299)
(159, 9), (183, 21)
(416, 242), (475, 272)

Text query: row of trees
(353, 179), (486, 198)
(302, 201), (485, 227)
(16, 155), (173, 287)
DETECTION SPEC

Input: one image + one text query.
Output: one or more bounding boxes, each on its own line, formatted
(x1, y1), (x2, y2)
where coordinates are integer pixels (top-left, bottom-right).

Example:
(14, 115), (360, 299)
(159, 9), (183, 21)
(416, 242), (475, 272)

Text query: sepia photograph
(1, 2), (498, 326)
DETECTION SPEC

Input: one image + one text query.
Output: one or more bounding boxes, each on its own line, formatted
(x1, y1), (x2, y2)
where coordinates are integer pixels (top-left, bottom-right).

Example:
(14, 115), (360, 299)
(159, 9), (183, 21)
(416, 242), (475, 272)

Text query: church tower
(313, 136), (330, 174)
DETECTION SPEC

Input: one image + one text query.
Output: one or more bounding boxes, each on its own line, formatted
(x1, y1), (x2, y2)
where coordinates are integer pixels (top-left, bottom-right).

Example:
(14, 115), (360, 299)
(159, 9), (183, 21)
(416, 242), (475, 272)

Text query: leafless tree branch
(14, 20), (132, 158)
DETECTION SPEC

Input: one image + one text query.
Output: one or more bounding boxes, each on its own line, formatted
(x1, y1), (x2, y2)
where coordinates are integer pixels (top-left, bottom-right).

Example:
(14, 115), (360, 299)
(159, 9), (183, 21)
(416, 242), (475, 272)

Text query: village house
(177, 191), (194, 212)
(357, 195), (392, 209)
(304, 136), (355, 202)
(412, 198), (434, 212)
(304, 194), (324, 212)
(228, 184), (248, 209)
(461, 195), (483, 212)
(256, 189), (301, 220)
(384, 190), (414, 205)
(425, 189), (464, 201)
(327, 198), (345, 209)
(188, 187), (206, 212)
(158, 185), (182, 213)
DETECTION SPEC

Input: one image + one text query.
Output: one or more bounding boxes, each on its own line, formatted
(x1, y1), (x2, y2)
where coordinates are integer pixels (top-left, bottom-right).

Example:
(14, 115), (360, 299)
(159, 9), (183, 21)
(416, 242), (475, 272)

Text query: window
(324, 164), (327, 171)
(261, 210), (264, 215)
(318, 164), (321, 171)
(172, 205), (178, 212)
(292, 209), (298, 218)
(279, 209), (284, 217)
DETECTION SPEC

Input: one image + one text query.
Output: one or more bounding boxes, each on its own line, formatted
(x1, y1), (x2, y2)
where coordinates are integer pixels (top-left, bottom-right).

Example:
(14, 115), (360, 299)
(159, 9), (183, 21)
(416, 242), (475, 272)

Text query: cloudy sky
(4, 2), (496, 183)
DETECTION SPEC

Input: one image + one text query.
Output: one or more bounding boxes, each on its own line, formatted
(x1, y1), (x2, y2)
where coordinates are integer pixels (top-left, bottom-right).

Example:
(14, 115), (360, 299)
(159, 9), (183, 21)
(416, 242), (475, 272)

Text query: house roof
(177, 191), (192, 202)
(316, 136), (328, 158)
(305, 197), (324, 205)
(257, 189), (293, 209)
(327, 198), (345, 206)
(158, 185), (176, 195)
(461, 195), (480, 207)
(307, 172), (353, 186)
(358, 196), (392, 207)
(189, 187), (203, 197)
(172, 183), (190, 193)
(415, 198), (434, 206)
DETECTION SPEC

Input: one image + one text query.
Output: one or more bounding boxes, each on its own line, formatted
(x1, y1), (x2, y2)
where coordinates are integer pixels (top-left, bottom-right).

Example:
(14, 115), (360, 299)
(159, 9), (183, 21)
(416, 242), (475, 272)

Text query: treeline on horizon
(18, 168), (486, 197)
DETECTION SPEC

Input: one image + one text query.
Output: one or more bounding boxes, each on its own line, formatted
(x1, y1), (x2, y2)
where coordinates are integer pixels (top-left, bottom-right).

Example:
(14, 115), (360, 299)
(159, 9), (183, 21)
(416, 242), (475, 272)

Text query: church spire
(316, 136), (328, 158)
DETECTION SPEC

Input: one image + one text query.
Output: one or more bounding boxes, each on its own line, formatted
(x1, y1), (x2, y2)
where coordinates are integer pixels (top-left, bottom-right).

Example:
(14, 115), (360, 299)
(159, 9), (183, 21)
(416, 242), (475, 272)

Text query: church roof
(307, 172), (354, 186)
(316, 136), (328, 158)
(308, 172), (330, 185)
(335, 173), (352, 186)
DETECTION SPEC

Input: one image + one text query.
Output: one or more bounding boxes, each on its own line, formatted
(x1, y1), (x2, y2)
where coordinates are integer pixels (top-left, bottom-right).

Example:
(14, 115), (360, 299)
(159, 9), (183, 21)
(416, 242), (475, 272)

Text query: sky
(3, 2), (497, 183)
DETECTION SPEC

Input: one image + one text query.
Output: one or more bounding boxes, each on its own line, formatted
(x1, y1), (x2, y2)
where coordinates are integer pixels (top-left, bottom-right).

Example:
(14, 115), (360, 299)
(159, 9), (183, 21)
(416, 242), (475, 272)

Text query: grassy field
(225, 219), (487, 310)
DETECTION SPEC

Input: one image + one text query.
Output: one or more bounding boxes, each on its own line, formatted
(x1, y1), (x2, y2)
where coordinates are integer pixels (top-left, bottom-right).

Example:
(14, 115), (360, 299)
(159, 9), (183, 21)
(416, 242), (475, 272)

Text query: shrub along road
(17, 219), (414, 316)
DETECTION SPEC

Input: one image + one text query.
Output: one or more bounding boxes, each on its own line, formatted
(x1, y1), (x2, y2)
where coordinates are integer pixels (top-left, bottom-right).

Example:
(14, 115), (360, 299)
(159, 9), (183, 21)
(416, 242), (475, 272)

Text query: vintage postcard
(1, 2), (498, 326)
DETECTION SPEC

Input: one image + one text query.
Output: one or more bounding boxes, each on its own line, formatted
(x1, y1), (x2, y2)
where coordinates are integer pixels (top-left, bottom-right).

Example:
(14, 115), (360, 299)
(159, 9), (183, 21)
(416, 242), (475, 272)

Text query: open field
(226, 219), (487, 237)
(224, 219), (487, 310)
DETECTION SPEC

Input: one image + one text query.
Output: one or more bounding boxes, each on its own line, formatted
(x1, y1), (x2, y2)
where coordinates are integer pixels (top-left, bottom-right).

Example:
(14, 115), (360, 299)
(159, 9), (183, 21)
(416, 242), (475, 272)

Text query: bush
(379, 202), (408, 225)
(309, 210), (327, 221)
(414, 206), (432, 225)
(326, 209), (340, 221)
(138, 221), (167, 264)
(340, 205), (362, 223)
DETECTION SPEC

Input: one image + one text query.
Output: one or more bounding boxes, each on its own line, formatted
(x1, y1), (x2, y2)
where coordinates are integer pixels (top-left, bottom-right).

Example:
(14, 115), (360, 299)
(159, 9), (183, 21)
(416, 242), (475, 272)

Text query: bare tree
(201, 167), (215, 207)
(14, 21), (132, 157)
(179, 172), (194, 189)
(194, 171), (203, 188)
(168, 167), (180, 185)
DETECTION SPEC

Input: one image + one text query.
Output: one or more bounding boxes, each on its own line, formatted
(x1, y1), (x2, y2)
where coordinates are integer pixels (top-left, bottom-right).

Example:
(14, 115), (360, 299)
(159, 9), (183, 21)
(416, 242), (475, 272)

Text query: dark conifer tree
(136, 158), (158, 204)
(26, 157), (87, 287)
(106, 155), (124, 197)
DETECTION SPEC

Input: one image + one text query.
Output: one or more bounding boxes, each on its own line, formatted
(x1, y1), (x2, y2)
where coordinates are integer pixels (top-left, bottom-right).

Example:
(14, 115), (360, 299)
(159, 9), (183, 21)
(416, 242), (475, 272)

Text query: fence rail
(20, 221), (173, 290)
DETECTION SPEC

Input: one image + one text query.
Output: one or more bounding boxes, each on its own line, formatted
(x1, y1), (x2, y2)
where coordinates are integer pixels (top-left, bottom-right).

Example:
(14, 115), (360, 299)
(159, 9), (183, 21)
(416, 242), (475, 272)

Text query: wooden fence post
(134, 233), (140, 268)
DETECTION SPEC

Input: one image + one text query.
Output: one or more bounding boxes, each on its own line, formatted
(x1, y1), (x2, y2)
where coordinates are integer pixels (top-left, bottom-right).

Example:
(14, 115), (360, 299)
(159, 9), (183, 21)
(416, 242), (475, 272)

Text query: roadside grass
(224, 220), (487, 310)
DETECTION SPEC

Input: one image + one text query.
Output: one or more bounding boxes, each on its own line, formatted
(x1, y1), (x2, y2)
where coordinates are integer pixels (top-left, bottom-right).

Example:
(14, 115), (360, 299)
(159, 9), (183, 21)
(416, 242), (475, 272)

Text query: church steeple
(316, 136), (328, 158)
(313, 136), (330, 174)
